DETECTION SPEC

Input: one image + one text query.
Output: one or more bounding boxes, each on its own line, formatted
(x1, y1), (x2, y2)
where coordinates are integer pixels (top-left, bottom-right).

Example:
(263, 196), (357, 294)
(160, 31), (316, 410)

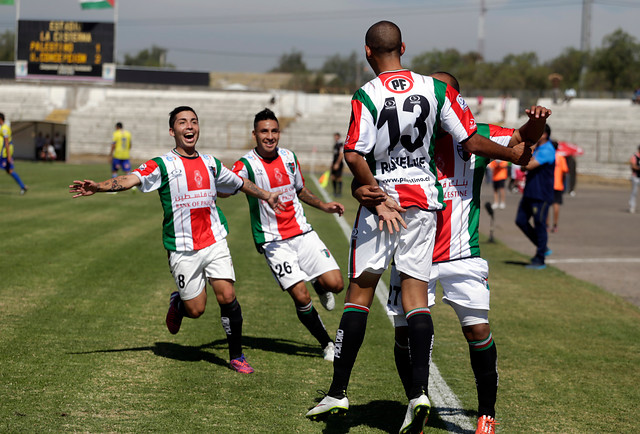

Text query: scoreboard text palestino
(16, 20), (115, 82)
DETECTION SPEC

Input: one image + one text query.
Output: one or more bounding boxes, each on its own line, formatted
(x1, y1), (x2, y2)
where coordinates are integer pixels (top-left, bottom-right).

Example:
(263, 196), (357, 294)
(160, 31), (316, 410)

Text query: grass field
(1, 161), (639, 433)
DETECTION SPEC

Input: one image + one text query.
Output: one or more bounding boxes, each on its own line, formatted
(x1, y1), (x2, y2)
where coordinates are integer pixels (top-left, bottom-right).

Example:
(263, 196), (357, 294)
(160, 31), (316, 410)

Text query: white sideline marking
(312, 177), (475, 432)
(546, 257), (640, 264)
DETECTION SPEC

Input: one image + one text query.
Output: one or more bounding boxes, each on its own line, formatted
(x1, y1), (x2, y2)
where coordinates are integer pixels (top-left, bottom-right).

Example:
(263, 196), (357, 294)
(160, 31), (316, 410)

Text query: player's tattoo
(107, 178), (126, 192)
(298, 187), (322, 208)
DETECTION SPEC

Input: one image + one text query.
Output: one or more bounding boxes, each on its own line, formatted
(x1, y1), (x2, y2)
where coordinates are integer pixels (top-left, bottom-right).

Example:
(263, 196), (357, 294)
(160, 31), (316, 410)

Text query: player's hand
(323, 201), (344, 217)
(353, 184), (387, 207)
(69, 179), (98, 198)
(375, 200), (407, 234)
(509, 142), (532, 166)
(266, 191), (285, 214)
(525, 105), (552, 120)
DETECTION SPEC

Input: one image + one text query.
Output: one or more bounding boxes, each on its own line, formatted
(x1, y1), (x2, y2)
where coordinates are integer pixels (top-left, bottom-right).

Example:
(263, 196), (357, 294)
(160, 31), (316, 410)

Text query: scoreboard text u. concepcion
(16, 20), (115, 82)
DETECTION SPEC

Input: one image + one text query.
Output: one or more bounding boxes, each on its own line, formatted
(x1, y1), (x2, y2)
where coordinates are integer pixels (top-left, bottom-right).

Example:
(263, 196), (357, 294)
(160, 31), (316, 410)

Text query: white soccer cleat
(399, 394), (430, 433)
(318, 291), (335, 311)
(305, 394), (349, 419)
(323, 342), (335, 362)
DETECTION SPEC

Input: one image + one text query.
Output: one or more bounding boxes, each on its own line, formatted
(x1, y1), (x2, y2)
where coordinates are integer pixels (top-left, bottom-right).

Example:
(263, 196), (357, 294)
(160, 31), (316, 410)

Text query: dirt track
(478, 177), (640, 308)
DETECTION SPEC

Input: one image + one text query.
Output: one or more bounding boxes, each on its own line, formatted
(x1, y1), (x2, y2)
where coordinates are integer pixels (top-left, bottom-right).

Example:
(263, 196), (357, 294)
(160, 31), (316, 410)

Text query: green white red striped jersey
(133, 149), (244, 251)
(344, 69), (477, 211)
(433, 123), (514, 262)
(231, 148), (312, 246)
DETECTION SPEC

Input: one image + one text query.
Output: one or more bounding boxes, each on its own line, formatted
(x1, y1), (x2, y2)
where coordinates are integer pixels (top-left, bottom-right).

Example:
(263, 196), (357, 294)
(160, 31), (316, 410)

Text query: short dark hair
(254, 108), (279, 130)
(0, 113), (4, 122)
(544, 124), (551, 138)
(169, 106), (198, 129)
(115, 122), (123, 129)
(430, 71), (460, 92)
(365, 21), (402, 55)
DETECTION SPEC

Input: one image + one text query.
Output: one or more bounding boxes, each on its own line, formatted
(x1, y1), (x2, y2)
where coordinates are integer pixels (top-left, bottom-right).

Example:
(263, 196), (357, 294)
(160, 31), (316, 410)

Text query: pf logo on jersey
(383, 74), (414, 94)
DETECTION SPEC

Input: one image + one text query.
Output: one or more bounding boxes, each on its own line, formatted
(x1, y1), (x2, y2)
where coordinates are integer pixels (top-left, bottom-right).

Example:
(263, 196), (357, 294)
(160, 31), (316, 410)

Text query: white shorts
(168, 239), (236, 301)
(348, 206), (435, 282)
(387, 257), (490, 327)
(262, 231), (339, 291)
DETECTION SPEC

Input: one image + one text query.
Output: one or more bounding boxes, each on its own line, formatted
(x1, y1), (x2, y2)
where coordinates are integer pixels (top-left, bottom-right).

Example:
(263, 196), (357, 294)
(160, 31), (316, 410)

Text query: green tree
(123, 45), (174, 68)
(270, 50), (307, 73)
(0, 30), (14, 61)
(321, 51), (371, 93)
(589, 28), (640, 91)
(545, 48), (589, 89)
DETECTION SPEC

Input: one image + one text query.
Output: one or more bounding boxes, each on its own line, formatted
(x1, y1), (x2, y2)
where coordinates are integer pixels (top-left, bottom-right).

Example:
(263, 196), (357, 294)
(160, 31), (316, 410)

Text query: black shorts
(493, 179), (505, 190)
(553, 190), (564, 204)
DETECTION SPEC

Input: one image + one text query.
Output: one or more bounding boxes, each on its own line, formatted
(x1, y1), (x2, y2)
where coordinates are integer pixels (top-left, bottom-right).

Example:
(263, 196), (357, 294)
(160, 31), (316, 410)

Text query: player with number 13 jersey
(344, 70), (477, 211)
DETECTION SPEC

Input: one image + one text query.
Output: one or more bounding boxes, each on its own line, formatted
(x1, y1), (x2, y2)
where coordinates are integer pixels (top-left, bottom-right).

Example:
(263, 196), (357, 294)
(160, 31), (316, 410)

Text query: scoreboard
(16, 20), (115, 82)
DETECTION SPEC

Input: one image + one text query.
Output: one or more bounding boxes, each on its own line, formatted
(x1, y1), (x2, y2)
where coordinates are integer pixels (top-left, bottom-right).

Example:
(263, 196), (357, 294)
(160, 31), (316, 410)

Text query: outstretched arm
(240, 178), (284, 214)
(297, 186), (344, 216)
(69, 174), (140, 197)
(463, 133), (532, 166)
(510, 105), (552, 147)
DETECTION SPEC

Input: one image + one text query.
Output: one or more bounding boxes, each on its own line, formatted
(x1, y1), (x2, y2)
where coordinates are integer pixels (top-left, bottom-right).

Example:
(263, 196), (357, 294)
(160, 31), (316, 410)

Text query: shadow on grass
(68, 334), (320, 368)
(505, 260), (530, 266)
(306, 399), (475, 433)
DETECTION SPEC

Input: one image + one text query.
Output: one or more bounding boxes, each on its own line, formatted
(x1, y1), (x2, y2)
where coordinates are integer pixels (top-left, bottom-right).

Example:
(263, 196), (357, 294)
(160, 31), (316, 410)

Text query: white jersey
(433, 124), (514, 262)
(344, 69), (477, 210)
(133, 149), (244, 251)
(231, 148), (312, 246)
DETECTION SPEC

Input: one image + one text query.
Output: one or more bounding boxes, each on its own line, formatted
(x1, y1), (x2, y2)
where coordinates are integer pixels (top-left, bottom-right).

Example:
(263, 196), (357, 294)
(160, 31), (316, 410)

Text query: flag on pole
(318, 170), (330, 189)
(79, 0), (115, 9)
(0, 0), (15, 5)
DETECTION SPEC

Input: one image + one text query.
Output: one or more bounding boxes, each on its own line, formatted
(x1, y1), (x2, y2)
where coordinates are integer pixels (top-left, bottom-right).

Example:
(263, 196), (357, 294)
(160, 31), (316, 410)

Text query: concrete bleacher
(2, 82), (639, 180)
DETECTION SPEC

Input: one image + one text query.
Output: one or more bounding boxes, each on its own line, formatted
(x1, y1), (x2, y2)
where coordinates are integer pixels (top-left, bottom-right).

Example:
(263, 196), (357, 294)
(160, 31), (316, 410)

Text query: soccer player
(305, 22), (531, 433)
(330, 132), (344, 197)
(0, 113), (27, 194)
(70, 106), (283, 374)
(110, 122), (132, 177)
(374, 73), (551, 434)
(228, 108), (344, 362)
(516, 124), (556, 269)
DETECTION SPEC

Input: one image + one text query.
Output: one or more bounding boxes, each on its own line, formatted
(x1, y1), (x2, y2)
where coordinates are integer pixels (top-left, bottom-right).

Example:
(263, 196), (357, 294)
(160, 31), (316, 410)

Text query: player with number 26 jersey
(344, 70), (477, 211)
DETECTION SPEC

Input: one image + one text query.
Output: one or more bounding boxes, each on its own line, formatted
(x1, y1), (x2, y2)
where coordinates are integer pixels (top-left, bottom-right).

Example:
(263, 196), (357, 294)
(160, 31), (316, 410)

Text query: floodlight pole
(477, 0), (486, 60)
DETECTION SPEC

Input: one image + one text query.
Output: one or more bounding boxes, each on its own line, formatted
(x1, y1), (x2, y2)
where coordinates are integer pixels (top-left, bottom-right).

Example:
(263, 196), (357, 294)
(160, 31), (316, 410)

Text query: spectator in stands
(40, 141), (57, 162)
(0, 113), (27, 195)
(35, 132), (45, 160)
(488, 159), (509, 209)
(549, 141), (569, 232)
(53, 132), (63, 159)
(110, 122), (132, 177)
(629, 145), (640, 213)
(633, 88), (640, 105)
(563, 88), (576, 103)
(515, 124), (555, 269)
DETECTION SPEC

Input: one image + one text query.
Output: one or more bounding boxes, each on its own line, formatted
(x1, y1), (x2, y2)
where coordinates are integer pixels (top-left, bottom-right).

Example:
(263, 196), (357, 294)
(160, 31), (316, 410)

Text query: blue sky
(1, 0), (639, 72)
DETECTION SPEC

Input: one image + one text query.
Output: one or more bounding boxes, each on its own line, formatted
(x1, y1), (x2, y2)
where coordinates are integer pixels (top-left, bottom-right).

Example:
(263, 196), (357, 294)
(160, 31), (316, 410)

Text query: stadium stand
(1, 82), (638, 178)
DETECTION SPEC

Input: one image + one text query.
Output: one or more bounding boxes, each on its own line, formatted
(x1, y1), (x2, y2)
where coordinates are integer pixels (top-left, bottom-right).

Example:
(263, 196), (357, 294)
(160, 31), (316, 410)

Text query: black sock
(332, 180), (337, 194)
(311, 280), (328, 296)
(296, 301), (331, 348)
(394, 338), (412, 399)
(469, 333), (498, 418)
(219, 298), (243, 360)
(406, 308), (434, 399)
(337, 181), (342, 195)
(328, 303), (370, 398)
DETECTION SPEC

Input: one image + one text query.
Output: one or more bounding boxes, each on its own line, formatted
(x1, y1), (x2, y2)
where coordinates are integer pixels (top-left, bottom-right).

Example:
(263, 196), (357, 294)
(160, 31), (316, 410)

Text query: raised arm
(463, 133), (532, 166)
(297, 186), (344, 216)
(69, 174), (140, 197)
(509, 105), (552, 148)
